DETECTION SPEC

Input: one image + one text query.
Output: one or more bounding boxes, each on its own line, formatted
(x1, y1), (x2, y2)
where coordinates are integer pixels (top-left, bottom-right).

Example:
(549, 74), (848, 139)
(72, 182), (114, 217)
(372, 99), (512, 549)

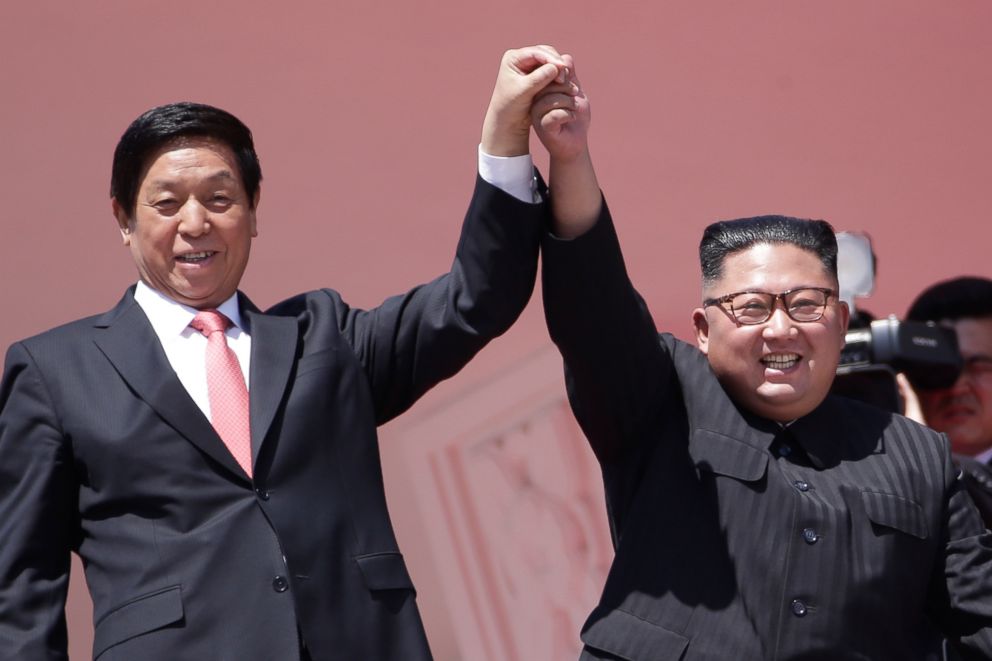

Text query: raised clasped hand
(481, 45), (574, 157)
(530, 53), (590, 163)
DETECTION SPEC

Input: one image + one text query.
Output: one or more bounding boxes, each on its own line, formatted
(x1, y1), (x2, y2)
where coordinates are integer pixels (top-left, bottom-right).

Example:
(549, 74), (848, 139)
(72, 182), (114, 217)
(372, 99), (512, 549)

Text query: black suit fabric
(955, 454), (992, 528)
(541, 205), (992, 661)
(0, 177), (543, 661)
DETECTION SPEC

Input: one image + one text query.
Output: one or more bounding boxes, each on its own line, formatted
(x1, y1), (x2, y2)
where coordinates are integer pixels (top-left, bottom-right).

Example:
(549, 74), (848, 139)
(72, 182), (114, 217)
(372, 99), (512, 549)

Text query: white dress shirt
(133, 281), (250, 421)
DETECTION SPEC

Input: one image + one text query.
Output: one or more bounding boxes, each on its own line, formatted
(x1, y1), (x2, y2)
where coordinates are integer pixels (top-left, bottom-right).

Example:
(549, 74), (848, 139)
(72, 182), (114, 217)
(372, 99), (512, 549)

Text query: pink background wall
(2, 1), (991, 658)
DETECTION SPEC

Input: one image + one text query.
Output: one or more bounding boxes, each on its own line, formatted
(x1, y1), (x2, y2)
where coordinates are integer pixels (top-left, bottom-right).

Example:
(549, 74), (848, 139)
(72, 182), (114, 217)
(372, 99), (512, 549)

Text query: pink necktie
(191, 310), (252, 477)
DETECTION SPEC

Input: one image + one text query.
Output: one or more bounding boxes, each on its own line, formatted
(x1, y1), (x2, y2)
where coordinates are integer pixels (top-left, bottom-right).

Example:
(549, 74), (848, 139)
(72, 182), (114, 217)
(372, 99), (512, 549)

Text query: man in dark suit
(527, 60), (992, 658)
(907, 277), (992, 526)
(0, 45), (578, 661)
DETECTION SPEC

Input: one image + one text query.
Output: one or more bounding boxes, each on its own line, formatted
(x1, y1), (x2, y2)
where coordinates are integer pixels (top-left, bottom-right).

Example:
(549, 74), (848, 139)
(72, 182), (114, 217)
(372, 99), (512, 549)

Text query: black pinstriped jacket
(955, 454), (992, 528)
(542, 204), (992, 661)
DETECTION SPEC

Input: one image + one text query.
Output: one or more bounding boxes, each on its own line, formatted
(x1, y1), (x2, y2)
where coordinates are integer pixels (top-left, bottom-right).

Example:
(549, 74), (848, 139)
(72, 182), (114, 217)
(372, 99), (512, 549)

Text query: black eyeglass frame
(703, 286), (836, 325)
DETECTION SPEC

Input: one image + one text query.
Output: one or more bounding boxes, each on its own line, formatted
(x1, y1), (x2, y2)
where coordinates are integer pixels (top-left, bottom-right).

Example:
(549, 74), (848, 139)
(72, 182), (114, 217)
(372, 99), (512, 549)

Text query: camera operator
(906, 276), (992, 525)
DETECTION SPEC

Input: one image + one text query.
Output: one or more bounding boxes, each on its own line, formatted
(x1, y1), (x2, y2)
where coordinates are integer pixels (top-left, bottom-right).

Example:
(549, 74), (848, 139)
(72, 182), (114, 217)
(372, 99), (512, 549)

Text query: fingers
(523, 62), (566, 97)
(531, 90), (580, 120)
(537, 107), (576, 133)
(896, 372), (926, 423)
(560, 53), (577, 86)
(534, 81), (582, 101)
(504, 45), (569, 83)
(534, 45), (569, 83)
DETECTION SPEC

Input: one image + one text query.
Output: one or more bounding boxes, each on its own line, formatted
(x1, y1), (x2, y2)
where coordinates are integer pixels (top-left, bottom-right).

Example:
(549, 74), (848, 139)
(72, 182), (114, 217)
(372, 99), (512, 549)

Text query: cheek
(977, 385), (992, 409)
(721, 329), (760, 360)
(130, 223), (173, 255)
(710, 334), (759, 377)
(805, 325), (844, 357)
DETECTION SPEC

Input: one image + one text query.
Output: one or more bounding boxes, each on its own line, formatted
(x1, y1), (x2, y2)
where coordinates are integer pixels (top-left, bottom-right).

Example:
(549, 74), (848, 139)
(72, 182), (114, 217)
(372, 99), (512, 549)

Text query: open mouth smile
(761, 353), (800, 370)
(175, 251), (217, 264)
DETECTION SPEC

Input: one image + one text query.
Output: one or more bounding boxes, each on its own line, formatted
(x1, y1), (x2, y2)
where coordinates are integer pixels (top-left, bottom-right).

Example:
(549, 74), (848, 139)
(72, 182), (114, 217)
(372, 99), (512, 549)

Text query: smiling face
(917, 317), (992, 456)
(113, 138), (258, 310)
(692, 242), (850, 422)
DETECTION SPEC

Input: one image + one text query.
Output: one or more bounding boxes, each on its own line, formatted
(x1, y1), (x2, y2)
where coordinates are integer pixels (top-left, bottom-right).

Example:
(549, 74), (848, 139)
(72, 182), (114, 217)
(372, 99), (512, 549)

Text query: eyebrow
(146, 170), (238, 189)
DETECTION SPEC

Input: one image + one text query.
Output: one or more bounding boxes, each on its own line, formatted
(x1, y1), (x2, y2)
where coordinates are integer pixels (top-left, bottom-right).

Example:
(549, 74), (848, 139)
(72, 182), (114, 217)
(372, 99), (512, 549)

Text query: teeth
(177, 252), (212, 262)
(762, 353), (799, 370)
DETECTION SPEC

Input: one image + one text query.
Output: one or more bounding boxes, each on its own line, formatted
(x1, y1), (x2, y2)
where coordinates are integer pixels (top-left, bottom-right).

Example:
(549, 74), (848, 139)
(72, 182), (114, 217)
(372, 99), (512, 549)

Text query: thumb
(520, 62), (562, 96)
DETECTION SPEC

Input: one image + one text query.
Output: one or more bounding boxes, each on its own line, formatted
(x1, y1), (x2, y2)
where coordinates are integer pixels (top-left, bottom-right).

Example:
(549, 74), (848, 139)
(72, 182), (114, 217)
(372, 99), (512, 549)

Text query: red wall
(2, 2), (990, 658)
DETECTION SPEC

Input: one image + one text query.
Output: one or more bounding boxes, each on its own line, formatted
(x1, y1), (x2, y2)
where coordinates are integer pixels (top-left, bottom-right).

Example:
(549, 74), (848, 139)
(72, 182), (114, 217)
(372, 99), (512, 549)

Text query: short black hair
(110, 101), (262, 217)
(906, 276), (992, 323)
(699, 215), (838, 287)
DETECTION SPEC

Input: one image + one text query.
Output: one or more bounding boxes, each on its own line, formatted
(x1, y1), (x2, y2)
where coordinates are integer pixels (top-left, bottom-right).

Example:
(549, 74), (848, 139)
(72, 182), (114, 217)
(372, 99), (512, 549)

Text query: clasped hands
(481, 45), (590, 163)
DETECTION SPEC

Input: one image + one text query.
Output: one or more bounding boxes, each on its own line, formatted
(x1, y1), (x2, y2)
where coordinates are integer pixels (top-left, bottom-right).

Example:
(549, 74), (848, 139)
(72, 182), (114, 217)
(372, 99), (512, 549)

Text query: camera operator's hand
(897, 373), (926, 425)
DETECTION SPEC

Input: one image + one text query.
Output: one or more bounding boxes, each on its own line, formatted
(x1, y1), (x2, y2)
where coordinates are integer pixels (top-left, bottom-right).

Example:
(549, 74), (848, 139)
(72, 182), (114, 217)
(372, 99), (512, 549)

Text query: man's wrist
(478, 146), (540, 204)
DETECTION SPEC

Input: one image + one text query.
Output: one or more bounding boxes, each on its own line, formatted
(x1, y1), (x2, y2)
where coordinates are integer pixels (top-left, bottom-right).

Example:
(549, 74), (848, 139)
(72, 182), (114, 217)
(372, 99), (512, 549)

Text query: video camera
(829, 233), (963, 413)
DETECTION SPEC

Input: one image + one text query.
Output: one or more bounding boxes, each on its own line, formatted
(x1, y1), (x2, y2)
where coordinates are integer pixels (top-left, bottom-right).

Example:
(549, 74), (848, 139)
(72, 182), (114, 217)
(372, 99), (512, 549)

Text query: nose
(177, 200), (210, 237)
(762, 305), (798, 339)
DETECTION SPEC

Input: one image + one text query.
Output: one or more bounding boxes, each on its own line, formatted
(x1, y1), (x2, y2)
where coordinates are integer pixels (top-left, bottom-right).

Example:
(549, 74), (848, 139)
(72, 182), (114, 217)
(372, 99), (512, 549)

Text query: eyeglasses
(703, 287), (835, 325)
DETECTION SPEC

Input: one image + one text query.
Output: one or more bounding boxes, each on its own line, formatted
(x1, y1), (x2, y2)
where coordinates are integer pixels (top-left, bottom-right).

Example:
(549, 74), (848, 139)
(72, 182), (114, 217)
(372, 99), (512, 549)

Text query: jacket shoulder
(262, 288), (348, 317)
(13, 311), (116, 356)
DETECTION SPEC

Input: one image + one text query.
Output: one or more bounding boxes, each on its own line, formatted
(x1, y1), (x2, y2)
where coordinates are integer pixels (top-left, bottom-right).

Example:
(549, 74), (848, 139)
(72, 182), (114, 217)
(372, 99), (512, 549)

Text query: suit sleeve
(338, 174), (544, 424)
(540, 200), (671, 465)
(927, 442), (992, 659)
(0, 342), (77, 660)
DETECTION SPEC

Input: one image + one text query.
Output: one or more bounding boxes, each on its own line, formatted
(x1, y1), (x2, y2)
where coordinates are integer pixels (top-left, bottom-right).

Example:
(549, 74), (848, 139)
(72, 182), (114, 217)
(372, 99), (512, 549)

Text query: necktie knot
(191, 309), (232, 336)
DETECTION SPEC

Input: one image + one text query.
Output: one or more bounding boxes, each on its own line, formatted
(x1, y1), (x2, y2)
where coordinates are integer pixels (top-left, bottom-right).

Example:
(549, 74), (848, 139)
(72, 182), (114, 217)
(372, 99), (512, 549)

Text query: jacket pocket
(580, 607), (688, 660)
(93, 585), (184, 659)
(354, 552), (416, 593)
(691, 429), (768, 483)
(861, 490), (929, 539)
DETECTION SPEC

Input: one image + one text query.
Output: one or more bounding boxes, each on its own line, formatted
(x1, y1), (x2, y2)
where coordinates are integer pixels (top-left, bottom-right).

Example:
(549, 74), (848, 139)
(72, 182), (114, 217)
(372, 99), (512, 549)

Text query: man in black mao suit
(0, 46), (578, 661)
(907, 276), (992, 527)
(527, 59), (992, 658)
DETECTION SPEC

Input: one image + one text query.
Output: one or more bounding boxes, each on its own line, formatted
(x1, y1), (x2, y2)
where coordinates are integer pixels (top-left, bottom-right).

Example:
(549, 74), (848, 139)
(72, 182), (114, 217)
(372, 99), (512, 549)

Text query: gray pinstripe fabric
(543, 206), (992, 661)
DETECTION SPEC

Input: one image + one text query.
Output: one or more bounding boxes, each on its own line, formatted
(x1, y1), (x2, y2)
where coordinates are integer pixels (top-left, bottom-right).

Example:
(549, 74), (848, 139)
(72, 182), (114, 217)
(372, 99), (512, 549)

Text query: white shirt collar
(134, 281), (244, 336)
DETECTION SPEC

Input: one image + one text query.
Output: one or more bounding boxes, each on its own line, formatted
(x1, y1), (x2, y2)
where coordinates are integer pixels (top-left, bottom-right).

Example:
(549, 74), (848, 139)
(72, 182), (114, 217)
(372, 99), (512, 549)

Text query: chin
(752, 390), (821, 421)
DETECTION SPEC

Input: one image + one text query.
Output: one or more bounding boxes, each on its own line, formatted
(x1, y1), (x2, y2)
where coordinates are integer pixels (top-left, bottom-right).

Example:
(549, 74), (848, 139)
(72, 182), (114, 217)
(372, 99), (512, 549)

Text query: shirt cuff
(478, 145), (541, 204)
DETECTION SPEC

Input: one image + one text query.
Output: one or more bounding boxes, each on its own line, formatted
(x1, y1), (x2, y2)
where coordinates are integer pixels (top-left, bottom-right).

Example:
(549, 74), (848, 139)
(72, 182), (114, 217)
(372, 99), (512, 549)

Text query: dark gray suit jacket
(956, 454), (992, 528)
(542, 204), (992, 660)
(0, 178), (543, 661)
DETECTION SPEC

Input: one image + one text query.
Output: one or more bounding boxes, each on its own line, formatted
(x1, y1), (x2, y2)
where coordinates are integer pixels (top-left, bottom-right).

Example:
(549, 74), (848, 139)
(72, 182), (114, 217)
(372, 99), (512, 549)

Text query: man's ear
(250, 188), (260, 237)
(692, 307), (710, 355)
(111, 198), (132, 246)
(837, 300), (851, 349)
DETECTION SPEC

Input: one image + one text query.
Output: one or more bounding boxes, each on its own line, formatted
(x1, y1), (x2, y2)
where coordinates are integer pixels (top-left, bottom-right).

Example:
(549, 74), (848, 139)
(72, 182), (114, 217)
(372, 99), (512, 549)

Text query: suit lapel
(242, 297), (299, 465)
(92, 290), (249, 479)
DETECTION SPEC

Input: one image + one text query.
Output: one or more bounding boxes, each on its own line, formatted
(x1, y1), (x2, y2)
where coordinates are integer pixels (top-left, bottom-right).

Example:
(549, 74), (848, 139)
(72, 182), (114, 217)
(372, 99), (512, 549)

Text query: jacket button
(791, 599), (807, 617)
(272, 575), (289, 593)
(794, 480), (810, 492)
(255, 487), (270, 501)
(802, 528), (819, 544)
